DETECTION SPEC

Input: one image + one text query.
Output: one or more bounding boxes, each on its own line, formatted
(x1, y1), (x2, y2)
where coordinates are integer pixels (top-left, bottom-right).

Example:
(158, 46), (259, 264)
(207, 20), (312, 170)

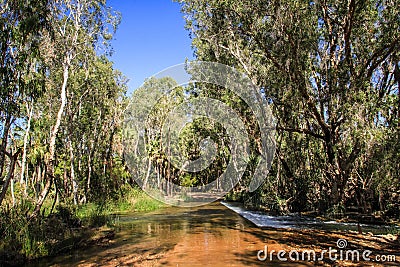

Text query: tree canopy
(178, 0), (400, 214)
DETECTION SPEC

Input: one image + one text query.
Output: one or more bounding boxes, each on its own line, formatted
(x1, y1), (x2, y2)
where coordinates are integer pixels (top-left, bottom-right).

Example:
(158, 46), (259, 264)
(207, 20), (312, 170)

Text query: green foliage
(0, 186), (164, 264)
(0, 0), (128, 211)
(76, 186), (164, 218)
(385, 203), (400, 220)
(327, 203), (346, 219)
(115, 186), (164, 212)
(179, 0), (400, 215)
(76, 203), (111, 228)
(0, 202), (80, 263)
(387, 225), (400, 236)
(180, 174), (197, 187)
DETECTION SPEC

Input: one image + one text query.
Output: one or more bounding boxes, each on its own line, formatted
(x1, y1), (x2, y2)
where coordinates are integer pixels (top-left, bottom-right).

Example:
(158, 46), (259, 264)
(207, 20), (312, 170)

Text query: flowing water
(27, 202), (397, 267)
(221, 202), (396, 234)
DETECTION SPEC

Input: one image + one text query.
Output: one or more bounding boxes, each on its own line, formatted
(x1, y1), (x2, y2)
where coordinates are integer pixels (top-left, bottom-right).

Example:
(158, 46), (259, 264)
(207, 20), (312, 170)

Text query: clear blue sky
(107, 0), (194, 93)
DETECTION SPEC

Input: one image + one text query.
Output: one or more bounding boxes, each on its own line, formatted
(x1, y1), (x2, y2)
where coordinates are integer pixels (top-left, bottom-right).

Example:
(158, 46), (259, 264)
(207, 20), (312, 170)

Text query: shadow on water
(25, 201), (399, 267)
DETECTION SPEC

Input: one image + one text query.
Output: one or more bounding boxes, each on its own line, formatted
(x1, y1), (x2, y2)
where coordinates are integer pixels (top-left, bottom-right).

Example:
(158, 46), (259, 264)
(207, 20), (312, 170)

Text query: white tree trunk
(33, 61), (69, 215)
(20, 102), (34, 186)
(68, 138), (78, 205)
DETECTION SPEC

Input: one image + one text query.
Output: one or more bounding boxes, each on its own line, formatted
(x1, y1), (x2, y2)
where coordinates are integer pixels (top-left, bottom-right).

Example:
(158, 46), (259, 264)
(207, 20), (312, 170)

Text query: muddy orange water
(30, 202), (399, 267)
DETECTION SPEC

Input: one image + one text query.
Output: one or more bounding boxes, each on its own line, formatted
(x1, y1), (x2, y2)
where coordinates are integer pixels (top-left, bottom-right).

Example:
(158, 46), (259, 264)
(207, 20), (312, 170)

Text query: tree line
(0, 0), (128, 217)
(1, 0), (399, 222)
(174, 0), (400, 217)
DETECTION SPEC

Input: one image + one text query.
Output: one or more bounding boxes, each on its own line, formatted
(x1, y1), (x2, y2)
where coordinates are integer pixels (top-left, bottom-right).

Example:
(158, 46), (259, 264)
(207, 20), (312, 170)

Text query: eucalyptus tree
(63, 55), (127, 202)
(32, 0), (121, 214)
(0, 0), (128, 214)
(125, 77), (184, 194)
(179, 0), (400, 212)
(0, 0), (51, 205)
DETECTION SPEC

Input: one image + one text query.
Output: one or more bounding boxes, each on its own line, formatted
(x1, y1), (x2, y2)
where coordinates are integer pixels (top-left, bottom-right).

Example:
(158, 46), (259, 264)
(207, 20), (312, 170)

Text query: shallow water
(26, 202), (397, 267)
(222, 202), (397, 235)
(27, 202), (317, 266)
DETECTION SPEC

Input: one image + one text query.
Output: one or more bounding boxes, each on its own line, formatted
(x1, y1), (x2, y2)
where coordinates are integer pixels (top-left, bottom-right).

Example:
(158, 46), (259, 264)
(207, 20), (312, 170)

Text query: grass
(113, 186), (164, 212)
(75, 186), (164, 221)
(0, 202), (83, 263)
(0, 186), (164, 265)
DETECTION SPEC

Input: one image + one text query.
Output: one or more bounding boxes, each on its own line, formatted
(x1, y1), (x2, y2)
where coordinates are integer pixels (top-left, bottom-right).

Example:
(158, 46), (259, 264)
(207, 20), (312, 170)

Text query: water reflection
(26, 202), (291, 266)
(29, 202), (393, 266)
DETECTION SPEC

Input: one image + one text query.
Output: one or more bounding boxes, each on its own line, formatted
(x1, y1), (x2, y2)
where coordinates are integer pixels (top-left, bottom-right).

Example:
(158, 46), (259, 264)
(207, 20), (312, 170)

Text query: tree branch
(276, 126), (325, 140)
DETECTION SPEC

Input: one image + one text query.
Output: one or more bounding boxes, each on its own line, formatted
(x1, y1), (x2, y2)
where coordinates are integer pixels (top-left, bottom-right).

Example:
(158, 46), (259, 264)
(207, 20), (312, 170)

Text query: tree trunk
(394, 62), (400, 129)
(20, 102), (34, 186)
(0, 115), (11, 183)
(0, 149), (20, 206)
(86, 151), (92, 198)
(11, 175), (15, 206)
(143, 157), (152, 190)
(68, 138), (78, 205)
(33, 61), (69, 216)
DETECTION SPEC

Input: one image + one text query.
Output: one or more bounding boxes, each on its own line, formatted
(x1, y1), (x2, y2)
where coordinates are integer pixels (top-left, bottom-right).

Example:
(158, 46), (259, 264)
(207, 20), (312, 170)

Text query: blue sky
(108, 0), (194, 93)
